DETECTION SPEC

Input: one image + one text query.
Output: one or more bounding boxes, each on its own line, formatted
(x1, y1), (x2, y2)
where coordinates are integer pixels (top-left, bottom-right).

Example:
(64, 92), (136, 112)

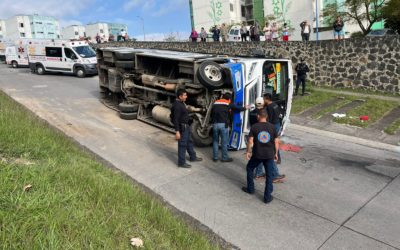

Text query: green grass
(312, 85), (400, 98)
(0, 91), (218, 250)
(384, 118), (400, 135)
(291, 88), (339, 114)
(334, 99), (399, 128)
(310, 98), (352, 119)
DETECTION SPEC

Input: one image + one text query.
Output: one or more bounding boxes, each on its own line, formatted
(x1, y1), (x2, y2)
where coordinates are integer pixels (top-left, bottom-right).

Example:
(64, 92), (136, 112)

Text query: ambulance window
(64, 48), (76, 59)
(45, 47), (62, 57)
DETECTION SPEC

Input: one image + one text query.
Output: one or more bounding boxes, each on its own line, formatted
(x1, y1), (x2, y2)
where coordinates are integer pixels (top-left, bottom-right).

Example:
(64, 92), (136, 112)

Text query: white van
(0, 38), (13, 62)
(228, 25), (265, 42)
(28, 40), (97, 77)
(5, 46), (28, 68)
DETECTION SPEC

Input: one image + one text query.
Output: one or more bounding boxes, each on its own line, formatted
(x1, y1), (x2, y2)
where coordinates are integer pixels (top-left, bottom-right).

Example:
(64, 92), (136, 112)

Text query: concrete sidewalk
(1, 65), (400, 249)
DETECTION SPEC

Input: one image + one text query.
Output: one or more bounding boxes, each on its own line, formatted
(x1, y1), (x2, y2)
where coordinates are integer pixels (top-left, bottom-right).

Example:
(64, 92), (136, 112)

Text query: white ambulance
(5, 39), (51, 68)
(28, 40), (97, 77)
(0, 38), (13, 62)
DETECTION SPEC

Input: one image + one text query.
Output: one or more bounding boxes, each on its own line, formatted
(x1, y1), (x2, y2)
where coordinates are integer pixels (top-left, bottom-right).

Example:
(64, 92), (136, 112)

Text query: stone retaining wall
(94, 37), (400, 94)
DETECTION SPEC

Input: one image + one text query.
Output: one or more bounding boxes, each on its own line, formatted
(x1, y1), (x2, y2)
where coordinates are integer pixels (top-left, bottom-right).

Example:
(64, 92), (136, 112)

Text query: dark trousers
(241, 34), (246, 41)
(201, 38), (206, 42)
(246, 158), (274, 202)
(302, 33), (310, 41)
(178, 125), (196, 165)
(296, 75), (307, 95)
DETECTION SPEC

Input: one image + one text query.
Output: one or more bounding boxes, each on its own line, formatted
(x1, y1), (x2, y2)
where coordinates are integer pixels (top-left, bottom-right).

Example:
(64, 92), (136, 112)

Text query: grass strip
(291, 88), (339, 115)
(310, 98), (352, 119)
(0, 91), (218, 249)
(384, 119), (400, 135)
(334, 99), (399, 128)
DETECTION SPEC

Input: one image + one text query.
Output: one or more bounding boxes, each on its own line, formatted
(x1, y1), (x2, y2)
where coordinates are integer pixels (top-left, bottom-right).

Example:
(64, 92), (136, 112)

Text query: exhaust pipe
(152, 105), (173, 126)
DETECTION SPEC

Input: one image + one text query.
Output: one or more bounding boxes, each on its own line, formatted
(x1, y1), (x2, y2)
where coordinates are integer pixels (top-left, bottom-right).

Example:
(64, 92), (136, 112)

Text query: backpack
(272, 103), (284, 120)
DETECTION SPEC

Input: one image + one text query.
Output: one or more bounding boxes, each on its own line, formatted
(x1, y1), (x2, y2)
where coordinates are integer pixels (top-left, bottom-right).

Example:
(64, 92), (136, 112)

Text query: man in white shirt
(300, 20), (311, 41)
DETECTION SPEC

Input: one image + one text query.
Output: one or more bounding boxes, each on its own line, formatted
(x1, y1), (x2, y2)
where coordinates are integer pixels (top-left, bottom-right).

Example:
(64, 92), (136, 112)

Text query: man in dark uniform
(295, 58), (310, 96)
(211, 92), (248, 162)
(242, 109), (280, 204)
(171, 89), (202, 168)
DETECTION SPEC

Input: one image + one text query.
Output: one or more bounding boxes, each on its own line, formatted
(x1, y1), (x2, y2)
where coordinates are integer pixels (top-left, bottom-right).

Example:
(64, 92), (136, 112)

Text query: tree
(382, 0), (400, 34)
(323, 0), (387, 35)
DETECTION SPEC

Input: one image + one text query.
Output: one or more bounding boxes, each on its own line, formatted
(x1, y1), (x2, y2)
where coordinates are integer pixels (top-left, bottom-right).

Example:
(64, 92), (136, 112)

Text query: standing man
(333, 16), (344, 40)
(171, 89), (202, 168)
(242, 109), (279, 204)
(211, 25), (220, 42)
(200, 27), (207, 42)
(264, 93), (285, 183)
(295, 58), (310, 96)
(220, 23), (228, 42)
(211, 93), (249, 162)
(240, 24), (247, 42)
(300, 20), (311, 42)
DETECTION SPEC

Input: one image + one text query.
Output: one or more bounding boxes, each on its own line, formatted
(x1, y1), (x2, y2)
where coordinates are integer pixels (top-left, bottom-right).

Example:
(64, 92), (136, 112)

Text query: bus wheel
(191, 119), (213, 147)
(11, 61), (18, 68)
(197, 61), (225, 90)
(75, 67), (86, 78)
(36, 65), (45, 75)
(119, 112), (137, 120)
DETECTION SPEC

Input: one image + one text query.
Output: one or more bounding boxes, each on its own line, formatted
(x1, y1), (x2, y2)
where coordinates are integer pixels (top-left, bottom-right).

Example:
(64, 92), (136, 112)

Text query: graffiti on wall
(208, 0), (223, 25)
(269, 0), (293, 31)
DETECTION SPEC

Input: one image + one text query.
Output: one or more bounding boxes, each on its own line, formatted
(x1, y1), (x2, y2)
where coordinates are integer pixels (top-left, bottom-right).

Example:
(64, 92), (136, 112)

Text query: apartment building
(0, 19), (6, 38)
(190, 0), (370, 40)
(3, 14), (60, 40)
(62, 25), (86, 40)
(85, 23), (110, 42)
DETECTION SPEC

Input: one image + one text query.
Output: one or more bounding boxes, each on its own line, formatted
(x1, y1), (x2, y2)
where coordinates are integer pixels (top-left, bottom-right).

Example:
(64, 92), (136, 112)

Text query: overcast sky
(0, 0), (191, 40)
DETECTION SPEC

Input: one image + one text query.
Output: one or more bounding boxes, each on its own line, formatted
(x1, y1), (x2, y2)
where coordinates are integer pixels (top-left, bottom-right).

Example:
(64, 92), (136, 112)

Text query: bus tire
(191, 119), (213, 147)
(36, 64), (45, 75)
(119, 112), (137, 120)
(75, 67), (86, 78)
(11, 61), (18, 68)
(118, 102), (139, 113)
(197, 61), (225, 90)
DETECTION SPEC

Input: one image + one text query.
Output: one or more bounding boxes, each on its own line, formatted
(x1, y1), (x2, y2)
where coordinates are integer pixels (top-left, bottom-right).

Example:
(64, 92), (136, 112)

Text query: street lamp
(137, 16), (146, 41)
(315, 0), (319, 42)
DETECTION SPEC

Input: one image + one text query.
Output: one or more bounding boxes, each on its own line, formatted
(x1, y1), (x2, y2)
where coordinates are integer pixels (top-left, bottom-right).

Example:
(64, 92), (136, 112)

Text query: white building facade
(190, 0), (368, 40)
(0, 19), (6, 38)
(85, 23), (110, 43)
(2, 14), (60, 40)
(62, 25), (86, 40)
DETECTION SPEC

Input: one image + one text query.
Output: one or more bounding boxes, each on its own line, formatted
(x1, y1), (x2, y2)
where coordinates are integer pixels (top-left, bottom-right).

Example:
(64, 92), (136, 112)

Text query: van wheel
(118, 102), (139, 113)
(191, 119), (213, 147)
(11, 61), (18, 68)
(119, 112), (137, 120)
(197, 61), (225, 90)
(75, 67), (86, 78)
(36, 65), (45, 75)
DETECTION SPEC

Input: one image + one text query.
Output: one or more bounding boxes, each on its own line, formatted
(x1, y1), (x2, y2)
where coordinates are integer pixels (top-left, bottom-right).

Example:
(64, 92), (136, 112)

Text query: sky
(0, 0), (192, 41)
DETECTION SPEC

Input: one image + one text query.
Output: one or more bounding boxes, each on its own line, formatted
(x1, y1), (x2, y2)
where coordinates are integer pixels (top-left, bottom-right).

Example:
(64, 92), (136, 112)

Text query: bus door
(262, 60), (293, 135)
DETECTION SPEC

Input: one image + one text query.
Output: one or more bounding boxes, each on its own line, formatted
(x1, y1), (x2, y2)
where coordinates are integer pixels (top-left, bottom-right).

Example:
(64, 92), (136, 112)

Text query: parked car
(367, 29), (397, 37)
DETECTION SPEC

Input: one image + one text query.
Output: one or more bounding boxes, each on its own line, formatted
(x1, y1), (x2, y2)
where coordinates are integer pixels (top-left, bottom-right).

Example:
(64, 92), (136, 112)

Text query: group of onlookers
(189, 15), (345, 43)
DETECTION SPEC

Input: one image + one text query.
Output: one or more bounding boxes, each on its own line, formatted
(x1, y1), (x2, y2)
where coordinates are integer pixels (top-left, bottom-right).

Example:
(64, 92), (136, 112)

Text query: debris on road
(130, 237), (144, 248)
(23, 184), (32, 192)
(332, 113), (346, 118)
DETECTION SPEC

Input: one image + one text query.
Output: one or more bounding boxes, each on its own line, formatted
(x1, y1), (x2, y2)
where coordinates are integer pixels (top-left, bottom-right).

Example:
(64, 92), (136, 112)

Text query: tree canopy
(382, 0), (400, 34)
(323, 0), (387, 35)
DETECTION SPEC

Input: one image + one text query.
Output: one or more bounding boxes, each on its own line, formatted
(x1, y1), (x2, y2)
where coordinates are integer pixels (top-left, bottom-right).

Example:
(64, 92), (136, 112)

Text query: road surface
(1, 64), (399, 249)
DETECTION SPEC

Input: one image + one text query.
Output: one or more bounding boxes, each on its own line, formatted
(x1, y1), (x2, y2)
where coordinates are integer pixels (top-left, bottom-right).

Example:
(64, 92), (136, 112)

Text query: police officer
(242, 109), (280, 204)
(211, 92), (248, 162)
(171, 89), (202, 168)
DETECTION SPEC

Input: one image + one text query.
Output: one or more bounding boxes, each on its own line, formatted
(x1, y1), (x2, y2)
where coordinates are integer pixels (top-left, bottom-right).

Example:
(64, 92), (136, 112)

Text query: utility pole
(316, 0), (319, 42)
(137, 16), (146, 41)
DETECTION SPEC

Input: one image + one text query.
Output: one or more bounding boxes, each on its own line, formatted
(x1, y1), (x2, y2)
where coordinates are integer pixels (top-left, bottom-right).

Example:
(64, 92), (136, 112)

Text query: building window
(48, 32), (54, 35)
(0, 26), (2, 31)
(230, 3), (234, 12)
(100, 29), (104, 33)
(36, 22), (42, 24)
(20, 32), (25, 37)
(75, 31), (79, 35)
(20, 23), (24, 28)
(241, 6), (245, 17)
(45, 47), (62, 57)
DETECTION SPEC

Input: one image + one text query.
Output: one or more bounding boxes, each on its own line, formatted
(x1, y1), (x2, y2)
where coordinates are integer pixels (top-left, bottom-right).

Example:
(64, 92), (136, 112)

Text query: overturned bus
(96, 47), (293, 150)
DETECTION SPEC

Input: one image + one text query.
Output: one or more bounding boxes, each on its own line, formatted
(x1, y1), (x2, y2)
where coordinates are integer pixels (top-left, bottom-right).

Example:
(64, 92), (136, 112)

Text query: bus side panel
(226, 63), (245, 150)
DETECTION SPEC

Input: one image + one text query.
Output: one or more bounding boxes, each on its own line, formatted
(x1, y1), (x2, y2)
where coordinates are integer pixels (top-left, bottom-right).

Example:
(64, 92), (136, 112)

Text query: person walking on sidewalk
(295, 58), (310, 96)
(264, 93), (285, 183)
(171, 89), (203, 168)
(211, 93), (249, 162)
(242, 109), (280, 204)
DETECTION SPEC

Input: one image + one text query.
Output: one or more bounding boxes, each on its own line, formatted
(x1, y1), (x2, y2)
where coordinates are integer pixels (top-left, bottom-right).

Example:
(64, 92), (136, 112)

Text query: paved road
(1, 64), (400, 250)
